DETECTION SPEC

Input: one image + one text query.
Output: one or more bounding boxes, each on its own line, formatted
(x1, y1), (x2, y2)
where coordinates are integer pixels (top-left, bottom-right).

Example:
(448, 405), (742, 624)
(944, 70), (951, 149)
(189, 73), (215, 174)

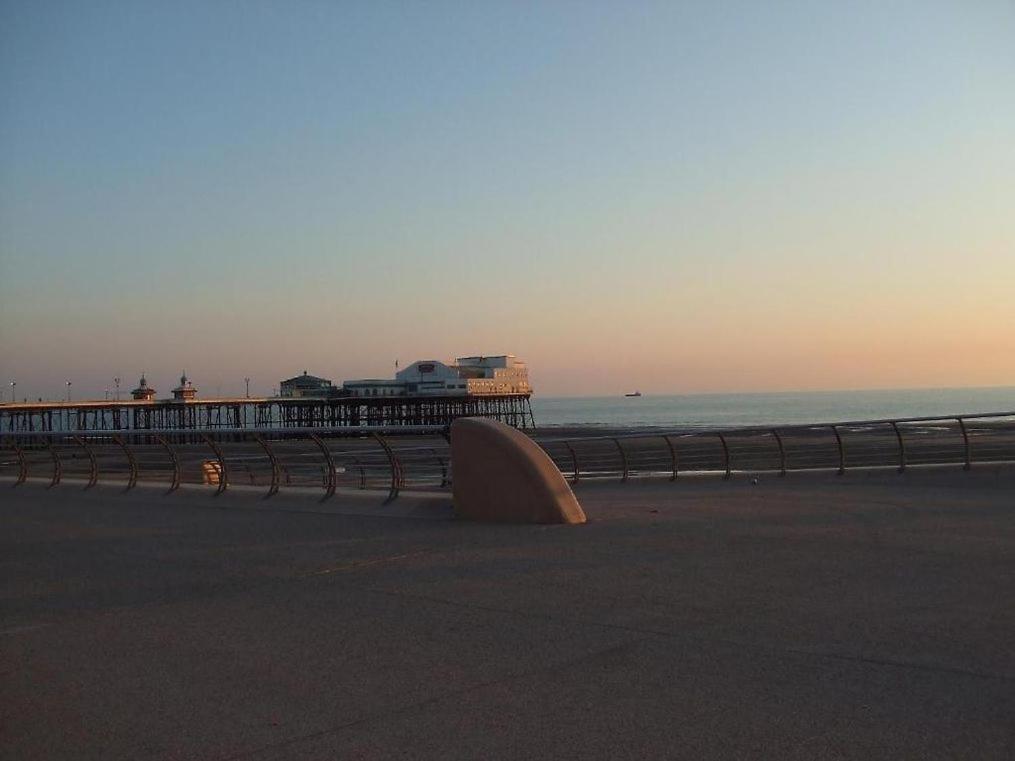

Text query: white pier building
(343, 355), (531, 398)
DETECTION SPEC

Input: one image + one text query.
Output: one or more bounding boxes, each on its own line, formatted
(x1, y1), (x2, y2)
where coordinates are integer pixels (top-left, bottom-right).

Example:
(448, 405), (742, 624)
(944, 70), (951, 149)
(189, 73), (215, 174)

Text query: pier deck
(0, 393), (535, 432)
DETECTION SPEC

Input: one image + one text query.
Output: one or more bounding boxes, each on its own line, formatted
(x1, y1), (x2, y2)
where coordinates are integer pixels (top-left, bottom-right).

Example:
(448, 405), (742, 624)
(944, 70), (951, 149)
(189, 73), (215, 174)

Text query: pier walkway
(0, 393), (536, 433)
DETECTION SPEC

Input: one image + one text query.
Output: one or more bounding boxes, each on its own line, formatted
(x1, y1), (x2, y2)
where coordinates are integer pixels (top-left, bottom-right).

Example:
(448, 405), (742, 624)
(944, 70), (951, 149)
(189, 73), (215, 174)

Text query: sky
(1, 0), (1013, 400)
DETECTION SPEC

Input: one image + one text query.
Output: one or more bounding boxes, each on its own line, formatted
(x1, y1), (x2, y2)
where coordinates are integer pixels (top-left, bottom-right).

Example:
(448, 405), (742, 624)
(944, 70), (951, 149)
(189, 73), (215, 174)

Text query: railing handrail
(0, 424), (448, 440)
(532, 410), (1015, 443)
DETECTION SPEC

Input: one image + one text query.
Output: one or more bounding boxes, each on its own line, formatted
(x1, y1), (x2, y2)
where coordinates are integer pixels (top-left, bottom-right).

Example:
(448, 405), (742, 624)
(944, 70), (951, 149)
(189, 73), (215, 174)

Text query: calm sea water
(529, 387), (1015, 429)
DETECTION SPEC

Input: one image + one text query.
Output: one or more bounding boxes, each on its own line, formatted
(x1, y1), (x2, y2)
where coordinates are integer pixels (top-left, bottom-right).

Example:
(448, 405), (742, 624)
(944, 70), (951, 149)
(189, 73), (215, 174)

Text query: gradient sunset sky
(1, 1), (1013, 399)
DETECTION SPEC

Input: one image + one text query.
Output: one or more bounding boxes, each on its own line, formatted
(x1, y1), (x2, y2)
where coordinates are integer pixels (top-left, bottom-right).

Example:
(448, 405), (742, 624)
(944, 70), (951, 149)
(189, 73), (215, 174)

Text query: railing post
(71, 435), (98, 489)
(372, 432), (401, 502)
(717, 433), (731, 480)
(663, 435), (678, 481)
(11, 440), (28, 485)
(156, 435), (181, 493)
(251, 433), (280, 497)
(352, 457), (367, 489)
(563, 441), (580, 483)
(112, 434), (139, 490)
(771, 429), (786, 477)
(831, 425), (845, 475)
(201, 433), (228, 495)
(308, 433), (337, 500)
(957, 417), (971, 471)
(430, 447), (448, 488)
(890, 421), (906, 473)
(612, 437), (629, 482)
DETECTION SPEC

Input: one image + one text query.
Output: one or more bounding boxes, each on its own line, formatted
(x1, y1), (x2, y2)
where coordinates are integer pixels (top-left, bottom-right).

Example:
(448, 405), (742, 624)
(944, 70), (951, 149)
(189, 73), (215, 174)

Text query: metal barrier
(0, 426), (449, 500)
(532, 411), (1015, 483)
(1, 413), (1013, 498)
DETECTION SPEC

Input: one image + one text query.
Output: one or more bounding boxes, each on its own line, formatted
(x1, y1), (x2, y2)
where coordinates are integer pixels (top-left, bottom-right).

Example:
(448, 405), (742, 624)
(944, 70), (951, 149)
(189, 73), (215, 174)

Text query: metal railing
(0, 426), (450, 501)
(532, 411), (1015, 483)
(2, 412), (1012, 500)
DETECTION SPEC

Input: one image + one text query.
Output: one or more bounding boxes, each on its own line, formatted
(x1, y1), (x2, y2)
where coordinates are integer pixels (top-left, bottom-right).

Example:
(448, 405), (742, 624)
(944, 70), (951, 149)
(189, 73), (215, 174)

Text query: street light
(66, 380), (72, 402)
(114, 376), (121, 401)
(245, 377), (250, 399)
(9, 380), (15, 403)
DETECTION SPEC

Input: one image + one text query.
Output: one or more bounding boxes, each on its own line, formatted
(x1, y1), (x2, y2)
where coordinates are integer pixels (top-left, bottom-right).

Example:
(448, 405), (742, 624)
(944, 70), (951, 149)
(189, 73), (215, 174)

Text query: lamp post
(245, 377), (250, 399)
(66, 380), (72, 402)
(9, 380), (14, 403)
(105, 388), (110, 401)
(114, 376), (121, 401)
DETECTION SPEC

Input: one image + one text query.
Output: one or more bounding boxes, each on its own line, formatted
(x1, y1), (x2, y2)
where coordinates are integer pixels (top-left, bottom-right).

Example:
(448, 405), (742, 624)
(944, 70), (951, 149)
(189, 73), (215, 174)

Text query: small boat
(625, 391), (642, 397)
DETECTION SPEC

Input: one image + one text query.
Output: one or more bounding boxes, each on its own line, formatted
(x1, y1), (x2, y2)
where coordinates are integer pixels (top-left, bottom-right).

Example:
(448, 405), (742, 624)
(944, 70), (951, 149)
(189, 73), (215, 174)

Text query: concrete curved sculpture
(450, 418), (586, 524)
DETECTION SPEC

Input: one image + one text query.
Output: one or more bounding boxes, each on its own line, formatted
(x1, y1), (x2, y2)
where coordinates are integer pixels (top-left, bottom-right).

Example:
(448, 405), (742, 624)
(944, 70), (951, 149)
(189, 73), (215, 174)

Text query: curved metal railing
(1, 412), (1012, 499)
(0, 426), (450, 501)
(533, 411), (1015, 483)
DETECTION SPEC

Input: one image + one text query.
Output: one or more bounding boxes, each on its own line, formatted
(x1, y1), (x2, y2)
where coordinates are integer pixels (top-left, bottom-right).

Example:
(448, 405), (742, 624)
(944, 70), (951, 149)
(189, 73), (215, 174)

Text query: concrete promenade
(2, 468), (1014, 759)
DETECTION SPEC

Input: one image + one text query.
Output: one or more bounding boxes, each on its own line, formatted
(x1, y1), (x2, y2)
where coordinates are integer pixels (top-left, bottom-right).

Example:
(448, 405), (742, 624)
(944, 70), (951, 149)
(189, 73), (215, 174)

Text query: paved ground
(2, 468), (1014, 760)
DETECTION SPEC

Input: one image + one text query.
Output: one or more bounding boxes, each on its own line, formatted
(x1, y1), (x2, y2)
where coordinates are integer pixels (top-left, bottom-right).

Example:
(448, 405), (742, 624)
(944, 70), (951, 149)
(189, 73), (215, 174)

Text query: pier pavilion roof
(280, 371), (333, 386)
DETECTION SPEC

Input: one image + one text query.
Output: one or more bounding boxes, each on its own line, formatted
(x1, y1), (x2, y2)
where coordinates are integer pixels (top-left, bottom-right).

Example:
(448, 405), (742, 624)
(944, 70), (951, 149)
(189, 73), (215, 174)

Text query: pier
(0, 393), (536, 433)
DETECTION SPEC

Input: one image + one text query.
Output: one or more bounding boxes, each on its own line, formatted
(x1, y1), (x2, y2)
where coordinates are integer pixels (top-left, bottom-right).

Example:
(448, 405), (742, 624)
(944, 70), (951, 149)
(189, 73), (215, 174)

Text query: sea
(529, 387), (1015, 430)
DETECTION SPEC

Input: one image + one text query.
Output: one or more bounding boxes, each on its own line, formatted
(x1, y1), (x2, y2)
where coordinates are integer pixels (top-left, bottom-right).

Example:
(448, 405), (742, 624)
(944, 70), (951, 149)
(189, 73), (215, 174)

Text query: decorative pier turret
(130, 374), (156, 401)
(171, 373), (197, 401)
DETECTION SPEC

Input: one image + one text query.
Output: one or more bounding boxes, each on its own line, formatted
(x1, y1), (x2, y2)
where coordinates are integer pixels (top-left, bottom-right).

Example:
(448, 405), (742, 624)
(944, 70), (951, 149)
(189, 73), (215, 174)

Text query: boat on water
(625, 391), (642, 397)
